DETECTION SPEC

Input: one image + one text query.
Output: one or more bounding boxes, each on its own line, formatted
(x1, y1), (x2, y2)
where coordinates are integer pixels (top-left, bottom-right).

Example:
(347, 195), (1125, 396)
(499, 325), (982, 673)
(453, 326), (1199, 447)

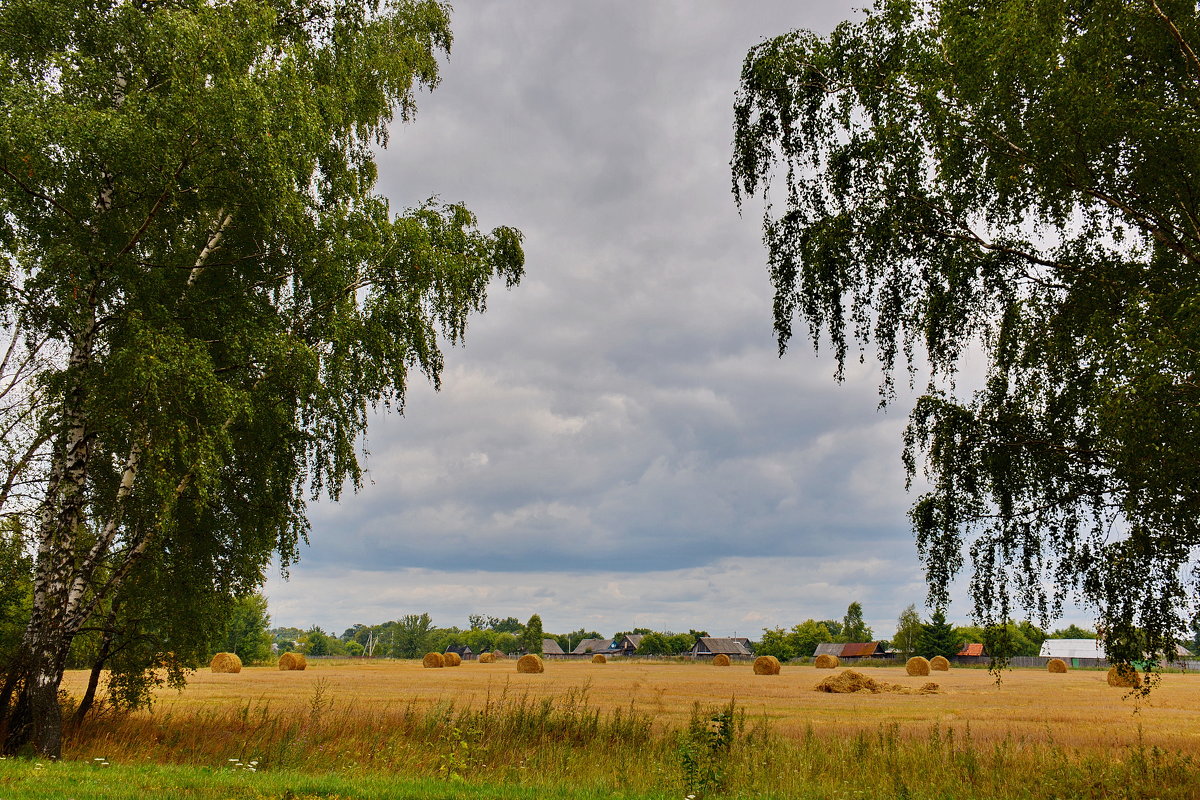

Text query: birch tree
(0, 0), (523, 757)
(733, 0), (1200, 671)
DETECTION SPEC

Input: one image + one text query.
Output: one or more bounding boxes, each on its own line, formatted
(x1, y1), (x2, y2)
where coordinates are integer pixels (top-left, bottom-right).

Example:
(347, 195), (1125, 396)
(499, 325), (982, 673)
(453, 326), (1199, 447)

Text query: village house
(688, 637), (753, 658)
(445, 644), (474, 660)
(812, 642), (889, 660)
(571, 638), (614, 655)
(616, 634), (644, 655)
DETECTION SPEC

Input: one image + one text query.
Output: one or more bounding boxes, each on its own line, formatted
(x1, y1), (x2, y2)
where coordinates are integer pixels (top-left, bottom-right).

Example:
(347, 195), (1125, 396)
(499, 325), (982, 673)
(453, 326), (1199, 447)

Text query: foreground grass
(28, 676), (1198, 800)
(5, 717), (1197, 800)
(0, 758), (649, 800)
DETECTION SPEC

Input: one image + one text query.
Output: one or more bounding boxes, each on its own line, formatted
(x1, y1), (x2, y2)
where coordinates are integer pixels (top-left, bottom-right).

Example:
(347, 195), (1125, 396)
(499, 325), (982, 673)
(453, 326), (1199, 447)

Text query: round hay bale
(814, 653), (840, 669)
(753, 655), (781, 675)
(491, 650), (507, 660)
(516, 654), (544, 674)
(210, 652), (242, 673)
(444, 651), (462, 667)
(478, 652), (495, 664)
(1047, 658), (1068, 673)
(591, 653), (606, 664)
(278, 652), (307, 671)
(929, 655), (950, 671)
(712, 654), (732, 667)
(1107, 664), (1141, 688)
(906, 656), (931, 676)
(422, 652), (445, 669)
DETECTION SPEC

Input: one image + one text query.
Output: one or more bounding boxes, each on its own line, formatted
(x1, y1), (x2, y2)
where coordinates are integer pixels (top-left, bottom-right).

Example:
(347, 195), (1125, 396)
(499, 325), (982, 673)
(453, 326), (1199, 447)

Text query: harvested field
(60, 660), (1200, 756)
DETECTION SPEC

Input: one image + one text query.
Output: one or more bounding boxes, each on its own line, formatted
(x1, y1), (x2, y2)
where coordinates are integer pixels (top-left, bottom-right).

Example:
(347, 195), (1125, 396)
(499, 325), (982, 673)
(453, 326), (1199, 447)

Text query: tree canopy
(892, 604), (924, 658)
(733, 0), (1200, 667)
(917, 609), (959, 660)
(0, 0), (522, 756)
(839, 602), (873, 643)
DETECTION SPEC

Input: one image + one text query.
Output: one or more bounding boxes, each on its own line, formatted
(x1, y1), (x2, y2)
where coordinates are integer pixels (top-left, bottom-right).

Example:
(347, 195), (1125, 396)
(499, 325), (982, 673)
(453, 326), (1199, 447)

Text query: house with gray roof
(571, 638), (613, 655)
(689, 637), (752, 658)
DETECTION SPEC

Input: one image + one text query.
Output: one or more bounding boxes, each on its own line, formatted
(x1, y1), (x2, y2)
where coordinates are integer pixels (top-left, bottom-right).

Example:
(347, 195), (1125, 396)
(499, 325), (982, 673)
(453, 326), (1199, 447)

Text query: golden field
(61, 658), (1200, 754)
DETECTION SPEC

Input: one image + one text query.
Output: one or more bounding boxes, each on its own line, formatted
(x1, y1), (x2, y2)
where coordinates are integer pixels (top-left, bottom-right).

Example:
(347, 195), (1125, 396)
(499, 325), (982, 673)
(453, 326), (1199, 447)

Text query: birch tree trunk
(14, 303), (96, 757)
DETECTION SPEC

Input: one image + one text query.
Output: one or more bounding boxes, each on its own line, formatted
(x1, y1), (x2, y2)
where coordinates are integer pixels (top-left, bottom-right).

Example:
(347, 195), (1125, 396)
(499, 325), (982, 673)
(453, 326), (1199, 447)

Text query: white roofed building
(1039, 639), (1105, 660)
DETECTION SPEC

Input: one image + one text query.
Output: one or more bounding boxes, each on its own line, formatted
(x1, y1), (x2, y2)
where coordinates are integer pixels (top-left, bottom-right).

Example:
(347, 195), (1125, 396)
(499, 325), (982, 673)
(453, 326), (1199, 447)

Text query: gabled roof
(957, 643), (985, 657)
(541, 639), (565, 655)
(694, 637), (751, 656)
(840, 642), (884, 658)
(446, 644), (473, 655)
(812, 642), (884, 658)
(621, 634), (645, 650)
(1039, 638), (1104, 659)
(572, 638), (612, 654)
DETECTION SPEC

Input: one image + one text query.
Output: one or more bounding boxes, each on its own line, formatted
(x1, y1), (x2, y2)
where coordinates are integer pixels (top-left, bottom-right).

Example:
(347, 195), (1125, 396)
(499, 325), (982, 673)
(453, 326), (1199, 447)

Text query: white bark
(187, 210), (232, 289)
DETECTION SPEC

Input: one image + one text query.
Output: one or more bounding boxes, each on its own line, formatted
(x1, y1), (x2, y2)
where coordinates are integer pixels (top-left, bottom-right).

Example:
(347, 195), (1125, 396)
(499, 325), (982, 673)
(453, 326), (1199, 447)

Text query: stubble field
(62, 658), (1200, 753)
(39, 659), (1200, 799)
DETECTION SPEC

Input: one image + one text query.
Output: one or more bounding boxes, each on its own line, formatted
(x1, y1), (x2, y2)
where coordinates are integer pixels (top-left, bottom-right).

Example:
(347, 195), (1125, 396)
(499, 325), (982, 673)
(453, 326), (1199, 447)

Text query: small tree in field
(893, 605), (924, 659)
(520, 614), (544, 655)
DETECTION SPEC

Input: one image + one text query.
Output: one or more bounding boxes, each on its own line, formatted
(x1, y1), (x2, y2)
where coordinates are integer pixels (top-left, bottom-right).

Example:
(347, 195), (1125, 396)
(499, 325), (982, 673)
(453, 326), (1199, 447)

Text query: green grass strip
(0, 758), (659, 800)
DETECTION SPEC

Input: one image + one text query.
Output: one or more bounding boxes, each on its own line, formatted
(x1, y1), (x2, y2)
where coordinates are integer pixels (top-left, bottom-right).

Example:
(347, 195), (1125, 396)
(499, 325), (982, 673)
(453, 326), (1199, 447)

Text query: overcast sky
(263, 2), (1089, 640)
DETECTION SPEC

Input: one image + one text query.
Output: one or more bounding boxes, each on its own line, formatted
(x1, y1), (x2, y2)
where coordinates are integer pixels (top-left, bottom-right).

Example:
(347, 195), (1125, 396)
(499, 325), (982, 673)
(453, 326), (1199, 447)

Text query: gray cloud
(266, 3), (1095, 638)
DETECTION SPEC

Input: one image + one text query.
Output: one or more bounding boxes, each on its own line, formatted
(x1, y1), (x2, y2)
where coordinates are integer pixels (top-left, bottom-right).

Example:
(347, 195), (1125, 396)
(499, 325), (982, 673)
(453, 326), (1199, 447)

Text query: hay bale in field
(278, 652), (307, 671)
(478, 652), (495, 663)
(591, 653), (606, 664)
(929, 656), (950, 671)
(813, 669), (941, 696)
(516, 654), (544, 674)
(423, 652), (445, 669)
(815, 669), (880, 693)
(444, 651), (462, 667)
(1047, 658), (1068, 673)
(753, 655), (781, 675)
(906, 656), (931, 676)
(210, 652), (242, 673)
(712, 654), (731, 667)
(814, 653), (839, 669)
(491, 650), (507, 660)
(1107, 664), (1141, 688)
